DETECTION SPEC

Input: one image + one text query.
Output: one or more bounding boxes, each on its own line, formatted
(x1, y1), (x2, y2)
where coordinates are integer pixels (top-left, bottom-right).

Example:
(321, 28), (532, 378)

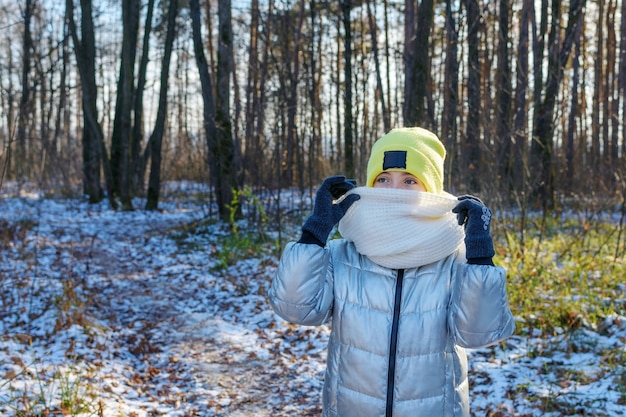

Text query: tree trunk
(67, 0), (116, 208)
(111, 0), (140, 210)
(441, 0), (459, 188)
(284, 0), (306, 187)
(16, 0), (34, 179)
(495, 0), (513, 195)
(566, 23), (582, 192)
(366, 0), (390, 132)
(383, 0), (392, 128)
(512, 0), (531, 196)
(51, 9), (70, 183)
(190, 0), (218, 208)
(607, 0), (618, 180)
(619, 0), (626, 167)
(256, 0), (273, 185)
(145, 0), (178, 210)
(131, 0), (155, 195)
(307, 0), (324, 185)
(591, 0), (604, 172)
(404, 0), (434, 128)
(463, 0), (481, 192)
(342, 0), (354, 178)
(530, 0), (585, 210)
(244, 0), (260, 186)
(215, 0), (238, 220)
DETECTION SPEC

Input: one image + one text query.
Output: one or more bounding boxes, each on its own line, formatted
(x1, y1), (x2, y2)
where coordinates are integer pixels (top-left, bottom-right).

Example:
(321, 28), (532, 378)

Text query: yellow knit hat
(366, 127), (446, 194)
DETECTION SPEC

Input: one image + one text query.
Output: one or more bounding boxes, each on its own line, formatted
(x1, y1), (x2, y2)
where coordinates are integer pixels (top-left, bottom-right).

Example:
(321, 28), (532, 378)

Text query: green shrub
(496, 210), (625, 334)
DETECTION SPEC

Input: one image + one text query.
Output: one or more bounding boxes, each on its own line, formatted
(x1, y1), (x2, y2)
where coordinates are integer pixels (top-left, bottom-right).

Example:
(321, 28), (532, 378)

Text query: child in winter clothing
(269, 127), (515, 417)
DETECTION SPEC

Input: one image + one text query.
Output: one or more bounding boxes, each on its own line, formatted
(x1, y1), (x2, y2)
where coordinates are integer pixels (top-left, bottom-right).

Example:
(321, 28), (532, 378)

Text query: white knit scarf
(337, 187), (465, 269)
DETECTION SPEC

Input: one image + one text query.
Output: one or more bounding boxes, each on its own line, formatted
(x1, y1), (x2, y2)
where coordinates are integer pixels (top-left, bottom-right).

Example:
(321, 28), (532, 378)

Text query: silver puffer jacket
(270, 239), (515, 417)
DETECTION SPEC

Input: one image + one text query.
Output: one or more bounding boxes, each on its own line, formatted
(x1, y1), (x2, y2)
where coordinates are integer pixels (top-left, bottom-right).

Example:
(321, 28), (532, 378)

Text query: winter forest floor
(0, 182), (625, 417)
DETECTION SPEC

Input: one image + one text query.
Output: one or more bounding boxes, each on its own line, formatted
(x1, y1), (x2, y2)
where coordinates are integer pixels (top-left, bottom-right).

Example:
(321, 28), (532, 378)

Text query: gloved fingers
(454, 209), (468, 226)
(321, 175), (348, 189)
(332, 194), (360, 220)
(452, 200), (471, 226)
(330, 179), (357, 199)
(453, 199), (493, 230)
(457, 194), (484, 205)
(336, 193), (360, 212)
(314, 176), (347, 207)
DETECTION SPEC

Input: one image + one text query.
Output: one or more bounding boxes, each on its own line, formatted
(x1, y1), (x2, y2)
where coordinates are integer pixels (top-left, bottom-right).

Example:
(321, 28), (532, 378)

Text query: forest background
(1, 0), (625, 216)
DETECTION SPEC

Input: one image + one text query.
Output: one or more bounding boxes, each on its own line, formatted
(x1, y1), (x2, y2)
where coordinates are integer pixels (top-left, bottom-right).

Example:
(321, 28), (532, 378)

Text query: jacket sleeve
(268, 241), (334, 326)
(449, 263), (515, 349)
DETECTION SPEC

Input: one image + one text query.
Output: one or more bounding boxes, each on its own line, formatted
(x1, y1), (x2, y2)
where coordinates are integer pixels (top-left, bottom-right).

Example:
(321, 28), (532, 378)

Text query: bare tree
(441, 0), (460, 188)
(404, 0), (435, 128)
(366, 0), (390, 132)
(110, 0), (140, 210)
(495, 0), (513, 195)
(566, 22), (583, 192)
(591, 0), (604, 172)
(285, 0), (306, 187)
(214, 0), (239, 220)
(620, 0), (626, 166)
(462, 0), (482, 192)
(145, 0), (178, 210)
(607, 0), (618, 179)
(244, 0), (261, 186)
(530, 0), (586, 209)
(131, 0), (155, 195)
(66, 0), (115, 207)
(50, 7), (71, 184)
(256, 0), (273, 185)
(511, 0), (531, 196)
(190, 0), (218, 213)
(342, 0), (354, 178)
(15, 0), (35, 179)
(305, 0), (325, 186)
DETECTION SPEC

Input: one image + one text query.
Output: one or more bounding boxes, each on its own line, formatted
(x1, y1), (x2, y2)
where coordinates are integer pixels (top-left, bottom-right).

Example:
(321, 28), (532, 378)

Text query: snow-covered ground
(0, 182), (624, 416)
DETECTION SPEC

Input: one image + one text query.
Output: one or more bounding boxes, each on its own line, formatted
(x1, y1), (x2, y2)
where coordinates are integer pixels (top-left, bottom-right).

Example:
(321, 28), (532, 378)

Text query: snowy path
(0, 194), (326, 416)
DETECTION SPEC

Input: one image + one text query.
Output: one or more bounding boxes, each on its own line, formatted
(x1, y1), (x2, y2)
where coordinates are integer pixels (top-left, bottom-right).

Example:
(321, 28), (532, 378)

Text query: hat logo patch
(383, 150), (407, 170)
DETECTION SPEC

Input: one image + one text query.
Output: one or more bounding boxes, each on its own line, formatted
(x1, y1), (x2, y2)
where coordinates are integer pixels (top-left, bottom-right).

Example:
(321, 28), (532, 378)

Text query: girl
(270, 127), (515, 417)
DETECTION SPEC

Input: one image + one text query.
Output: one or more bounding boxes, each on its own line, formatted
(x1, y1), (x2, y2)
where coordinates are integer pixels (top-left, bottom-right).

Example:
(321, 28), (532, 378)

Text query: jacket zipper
(386, 269), (405, 417)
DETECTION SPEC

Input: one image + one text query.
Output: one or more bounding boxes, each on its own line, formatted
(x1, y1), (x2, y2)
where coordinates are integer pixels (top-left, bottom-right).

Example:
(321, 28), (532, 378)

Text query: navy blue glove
(452, 195), (495, 265)
(299, 176), (360, 246)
